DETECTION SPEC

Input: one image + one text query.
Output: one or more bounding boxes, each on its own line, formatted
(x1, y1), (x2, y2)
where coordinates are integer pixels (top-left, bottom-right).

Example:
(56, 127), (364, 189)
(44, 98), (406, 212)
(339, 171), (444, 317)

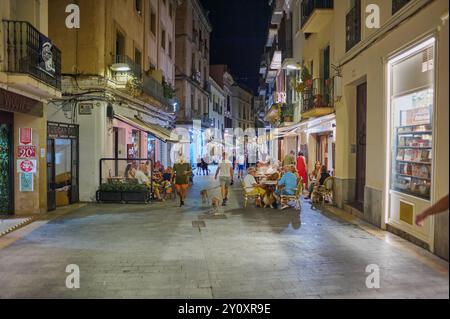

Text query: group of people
(196, 157), (210, 176)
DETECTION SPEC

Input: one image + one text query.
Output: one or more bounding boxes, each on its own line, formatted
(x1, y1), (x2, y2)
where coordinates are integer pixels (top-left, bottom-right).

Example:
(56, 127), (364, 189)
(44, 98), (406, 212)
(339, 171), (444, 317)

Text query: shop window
(389, 39), (435, 200)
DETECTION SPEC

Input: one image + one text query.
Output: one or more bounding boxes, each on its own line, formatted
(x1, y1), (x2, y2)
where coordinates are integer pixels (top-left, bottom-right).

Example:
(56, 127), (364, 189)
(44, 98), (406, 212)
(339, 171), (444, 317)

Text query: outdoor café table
(261, 180), (278, 192)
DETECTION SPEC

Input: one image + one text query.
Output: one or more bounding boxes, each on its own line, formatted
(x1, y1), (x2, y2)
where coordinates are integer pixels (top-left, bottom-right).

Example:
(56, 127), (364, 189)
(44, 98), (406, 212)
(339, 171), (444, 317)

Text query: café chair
(241, 180), (262, 208)
(311, 177), (334, 206)
(280, 179), (303, 211)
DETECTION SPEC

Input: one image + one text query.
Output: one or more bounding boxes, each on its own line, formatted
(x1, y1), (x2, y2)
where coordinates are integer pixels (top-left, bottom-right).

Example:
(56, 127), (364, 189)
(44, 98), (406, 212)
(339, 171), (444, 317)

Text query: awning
(114, 113), (179, 143)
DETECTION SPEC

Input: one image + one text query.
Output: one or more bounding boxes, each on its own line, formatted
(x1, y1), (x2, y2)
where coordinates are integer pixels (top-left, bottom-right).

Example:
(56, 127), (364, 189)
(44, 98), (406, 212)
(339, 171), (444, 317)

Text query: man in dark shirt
(173, 157), (192, 207)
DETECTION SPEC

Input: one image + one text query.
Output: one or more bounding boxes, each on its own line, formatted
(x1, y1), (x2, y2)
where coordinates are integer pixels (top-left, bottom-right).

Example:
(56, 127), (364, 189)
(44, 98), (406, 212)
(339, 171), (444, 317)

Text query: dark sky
(200, 0), (272, 95)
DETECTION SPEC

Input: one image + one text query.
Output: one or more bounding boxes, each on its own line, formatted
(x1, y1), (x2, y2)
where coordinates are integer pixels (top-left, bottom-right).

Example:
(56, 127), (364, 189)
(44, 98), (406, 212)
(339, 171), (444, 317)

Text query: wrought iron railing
(301, 78), (333, 113)
(2, 20), (61, 90)
(300, 0), (334, 29)
(112, 55), (142, 79)
(143, 74), (172, 107)
(392, 0), (411, 14)
(346, 1), (361, 51)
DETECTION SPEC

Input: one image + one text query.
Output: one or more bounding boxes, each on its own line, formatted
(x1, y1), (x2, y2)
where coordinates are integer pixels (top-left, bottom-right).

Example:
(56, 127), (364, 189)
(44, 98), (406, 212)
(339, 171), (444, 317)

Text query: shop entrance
(0, 111), (14, 215)
(355, 82), (367, 211)
(47, 122), (79, 211)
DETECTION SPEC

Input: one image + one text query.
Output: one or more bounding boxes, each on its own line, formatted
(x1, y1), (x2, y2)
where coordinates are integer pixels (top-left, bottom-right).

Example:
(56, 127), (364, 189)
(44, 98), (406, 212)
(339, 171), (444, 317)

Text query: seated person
(318, 165), (331, 187)
(244, 167), (267, 207)
(275, 166), (299, 197)
(161, 167), (174, 197)
(243, 168), (266, 204)
(132, 166), (163, 201)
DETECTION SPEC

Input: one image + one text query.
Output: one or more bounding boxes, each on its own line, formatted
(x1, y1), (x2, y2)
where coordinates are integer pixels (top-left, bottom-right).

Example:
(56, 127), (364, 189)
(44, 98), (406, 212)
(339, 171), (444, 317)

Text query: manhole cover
(192, 221), (206, 228)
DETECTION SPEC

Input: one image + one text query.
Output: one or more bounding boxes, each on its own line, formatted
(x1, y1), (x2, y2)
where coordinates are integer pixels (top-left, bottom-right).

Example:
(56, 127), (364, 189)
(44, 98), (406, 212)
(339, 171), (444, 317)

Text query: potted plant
(96, 182), (124, 202)
(121, 181), (150, 203)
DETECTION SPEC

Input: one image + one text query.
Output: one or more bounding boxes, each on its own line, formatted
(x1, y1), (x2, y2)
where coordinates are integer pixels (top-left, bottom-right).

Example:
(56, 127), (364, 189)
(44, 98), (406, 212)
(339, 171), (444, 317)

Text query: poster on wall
(19, 173), (34, 192)
(17, 159), (37, 173)
(127, 144), (135, 159)
(18, 145), (37, 159)
(19, 128), (32, 145)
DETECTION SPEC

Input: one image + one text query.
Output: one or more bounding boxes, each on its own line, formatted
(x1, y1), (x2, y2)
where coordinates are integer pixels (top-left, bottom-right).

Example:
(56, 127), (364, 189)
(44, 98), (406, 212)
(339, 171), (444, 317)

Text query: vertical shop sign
(19, 128), (32, 145)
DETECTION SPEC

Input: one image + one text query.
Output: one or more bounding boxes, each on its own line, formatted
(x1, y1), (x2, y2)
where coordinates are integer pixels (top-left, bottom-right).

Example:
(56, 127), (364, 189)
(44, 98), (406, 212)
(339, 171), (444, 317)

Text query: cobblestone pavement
(0, 174), (448, 299)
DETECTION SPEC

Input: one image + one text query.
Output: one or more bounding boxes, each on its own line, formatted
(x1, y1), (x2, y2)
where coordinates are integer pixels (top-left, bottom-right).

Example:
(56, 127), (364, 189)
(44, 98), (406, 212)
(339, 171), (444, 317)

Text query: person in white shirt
(130, 166), (163, 201)
(215, 152), (234, 206)
(243, 167), (266, 198)
(237, 154), (246, 179)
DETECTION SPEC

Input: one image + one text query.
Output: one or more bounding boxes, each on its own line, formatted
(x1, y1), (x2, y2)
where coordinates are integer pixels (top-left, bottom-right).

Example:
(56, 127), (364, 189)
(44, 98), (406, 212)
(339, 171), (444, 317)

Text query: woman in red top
(296, 152), (307, 189)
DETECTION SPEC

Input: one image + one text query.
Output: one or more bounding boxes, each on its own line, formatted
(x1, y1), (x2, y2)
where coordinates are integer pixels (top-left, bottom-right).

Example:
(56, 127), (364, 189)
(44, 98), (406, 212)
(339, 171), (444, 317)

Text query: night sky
(200, 0), (272, 95)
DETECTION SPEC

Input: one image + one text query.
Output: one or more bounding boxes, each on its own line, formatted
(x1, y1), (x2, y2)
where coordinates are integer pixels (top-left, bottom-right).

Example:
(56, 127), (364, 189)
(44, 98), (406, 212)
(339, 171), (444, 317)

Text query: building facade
(46, 0), (177, 207)
(0, 0), (62, 216)
(208, 76), (225, 139)
(262, 0), (449, 260)
(174, 0), (212, 163)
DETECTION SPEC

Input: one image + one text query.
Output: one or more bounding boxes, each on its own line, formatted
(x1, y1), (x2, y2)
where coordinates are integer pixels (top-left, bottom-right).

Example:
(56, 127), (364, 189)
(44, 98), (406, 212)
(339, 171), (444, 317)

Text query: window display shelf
(391, 89), (433, 201)
(397, 131), (432, 135)
(397, 160), (431, 165)
(396, 173), (431, 181)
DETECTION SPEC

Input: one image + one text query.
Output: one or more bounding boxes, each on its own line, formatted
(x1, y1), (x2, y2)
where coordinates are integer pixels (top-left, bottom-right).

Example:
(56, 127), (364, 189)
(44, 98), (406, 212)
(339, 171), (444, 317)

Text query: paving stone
(0, 174), (448, 298)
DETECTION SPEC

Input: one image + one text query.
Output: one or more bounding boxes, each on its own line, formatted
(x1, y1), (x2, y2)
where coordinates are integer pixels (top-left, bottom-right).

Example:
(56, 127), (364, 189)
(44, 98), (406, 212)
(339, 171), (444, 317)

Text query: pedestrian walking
(201, 158), (209, 176)
(237, 153), (245, 179)
(296, 152), (307, 189)
(173, 157), (192, 207)
(196, 157), (202, 176)
(215, 152), (234, 206)
(282, 150), (296, 167)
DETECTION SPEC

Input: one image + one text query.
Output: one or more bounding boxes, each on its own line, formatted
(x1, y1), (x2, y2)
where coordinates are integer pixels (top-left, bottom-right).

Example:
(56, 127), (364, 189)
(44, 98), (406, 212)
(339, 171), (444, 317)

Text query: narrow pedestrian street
(0, 174), (447, 299)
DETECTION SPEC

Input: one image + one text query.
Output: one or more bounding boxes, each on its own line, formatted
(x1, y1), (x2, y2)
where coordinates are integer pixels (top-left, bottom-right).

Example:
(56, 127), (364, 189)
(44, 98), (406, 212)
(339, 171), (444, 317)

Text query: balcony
(346, 1), (361, 52)
(301, 0), (334, 34)
(301, 78), (334, 119)
(392, 0), (411, 15)
(191, 70), (202, 84)
(2, 20), (61, 91)
(203, 80), (211, 93)
(280, 103), (295, 126)
(111, 55), (142, 79)
(142, 74), (173, 108)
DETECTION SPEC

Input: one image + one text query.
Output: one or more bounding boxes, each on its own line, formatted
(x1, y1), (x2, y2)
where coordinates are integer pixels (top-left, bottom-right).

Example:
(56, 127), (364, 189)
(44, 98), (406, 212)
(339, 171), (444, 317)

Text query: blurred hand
(415, 212), (428, 226)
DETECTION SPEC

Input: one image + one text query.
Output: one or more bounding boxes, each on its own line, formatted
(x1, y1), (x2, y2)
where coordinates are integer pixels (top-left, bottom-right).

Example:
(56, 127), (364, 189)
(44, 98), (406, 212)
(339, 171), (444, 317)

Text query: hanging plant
(126, 76), (143, 97)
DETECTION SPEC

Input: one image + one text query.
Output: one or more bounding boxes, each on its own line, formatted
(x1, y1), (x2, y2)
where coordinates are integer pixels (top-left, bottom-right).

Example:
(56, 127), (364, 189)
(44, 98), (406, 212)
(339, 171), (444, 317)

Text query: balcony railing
(2, 20), (61, 90)
(301, 0), (334, 29)
(143, 74), (171, 107)
(392, 0), (411, 14)
(112, 55), (142, 79)
(301, 78), (333, 113)
(346, 1), (361, 52)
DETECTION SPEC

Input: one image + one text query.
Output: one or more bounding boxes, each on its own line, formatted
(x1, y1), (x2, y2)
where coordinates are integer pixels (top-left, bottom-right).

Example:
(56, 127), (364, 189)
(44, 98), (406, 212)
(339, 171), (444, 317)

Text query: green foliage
(0, 124), (11, 213)
(301, 66), (312, 83)
(99, 180), (149, 193)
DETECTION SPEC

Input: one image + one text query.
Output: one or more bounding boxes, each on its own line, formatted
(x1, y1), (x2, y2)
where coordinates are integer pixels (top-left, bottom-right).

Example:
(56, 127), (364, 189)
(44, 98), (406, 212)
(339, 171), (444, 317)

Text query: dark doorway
(355, 82), (367, 211)
(0, 111), (14, 215)
(47, 122), (79, 211)
(47, 138), (56, 211)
